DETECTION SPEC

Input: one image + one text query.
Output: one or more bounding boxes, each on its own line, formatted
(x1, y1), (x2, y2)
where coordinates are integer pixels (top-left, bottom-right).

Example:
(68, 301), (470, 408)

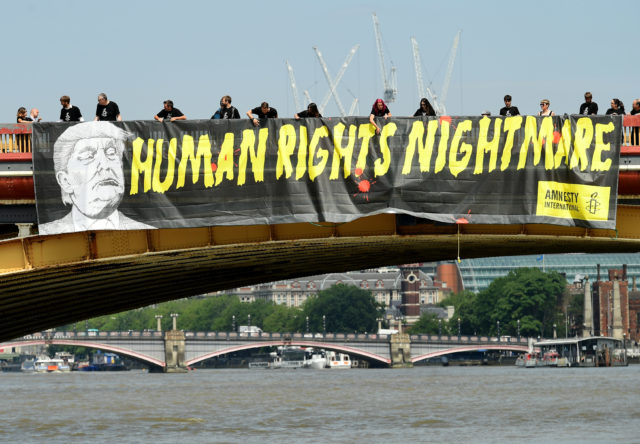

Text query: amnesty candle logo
(536, 181), (609, 222)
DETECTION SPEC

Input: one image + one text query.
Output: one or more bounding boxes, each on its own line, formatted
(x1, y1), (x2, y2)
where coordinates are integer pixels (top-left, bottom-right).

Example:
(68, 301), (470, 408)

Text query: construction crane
(410, 36), (440, 112)
(439, 30), (461, 115)
(410, 30), (461, 115)
(372, 13), (397, 103)
(313, 46), (355, 117)
(285, 60), (302, 111)
(316, 44), (359, 115)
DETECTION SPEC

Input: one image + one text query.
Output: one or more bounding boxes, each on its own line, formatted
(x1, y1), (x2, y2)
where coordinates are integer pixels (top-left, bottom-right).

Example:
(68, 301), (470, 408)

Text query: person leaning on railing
(15, 107), (32, 152)
(631, 99), (640, 145)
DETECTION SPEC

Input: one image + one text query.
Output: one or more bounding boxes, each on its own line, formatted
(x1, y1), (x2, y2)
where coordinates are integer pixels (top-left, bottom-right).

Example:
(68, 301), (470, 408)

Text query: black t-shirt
(606, 108), (625, 116)
(579, 102), (598, 115)
(156, 107), (184, 120)
(499, 106), (520, 116)
(96, 101), (120, 121)
(218, 106), (240, 119)
(251, 107), (278, 118)
(60, 105), (83, 122)
(413, 108), (435, 117)
(631, 108), (640, 116)
(370, 105), (390, 117)
(297, 110), (322, 118)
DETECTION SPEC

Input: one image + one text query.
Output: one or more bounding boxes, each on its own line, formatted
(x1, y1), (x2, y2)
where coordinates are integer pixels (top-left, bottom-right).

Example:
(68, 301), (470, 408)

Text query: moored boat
(515, 352), (538, 368)
(325, 351), (351, 369)
(34, 355), (69, 373)
(535, 337), (627, 367)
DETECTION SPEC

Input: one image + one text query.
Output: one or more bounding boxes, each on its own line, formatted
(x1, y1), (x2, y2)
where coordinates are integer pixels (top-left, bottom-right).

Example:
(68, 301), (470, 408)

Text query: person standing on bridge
(247, 102), (278, 126)
(38, 122), (155, 235)
(369, 98), (391, 135)
(94, 93), (122, 122)
(59, 95), (84, 122)
(579, 92), (598, 115)
(630, 99), (640, 145)
(211, 95), (240, 119)
(294, 102), (322, 119)
(606, 98), (625, 116)
(154, 99), (187, 122)
(413, 98), (436, 117)
(499, 95), (520, 116)
(537, 99), (555, 117)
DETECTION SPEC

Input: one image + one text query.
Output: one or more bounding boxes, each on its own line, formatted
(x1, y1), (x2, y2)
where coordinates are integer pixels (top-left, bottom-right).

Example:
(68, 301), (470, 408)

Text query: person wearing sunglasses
(537, 99), (555, 117)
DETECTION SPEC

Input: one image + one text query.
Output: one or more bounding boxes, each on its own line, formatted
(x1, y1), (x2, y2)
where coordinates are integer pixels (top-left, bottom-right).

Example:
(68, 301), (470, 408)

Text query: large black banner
(32, 116), (621, 235)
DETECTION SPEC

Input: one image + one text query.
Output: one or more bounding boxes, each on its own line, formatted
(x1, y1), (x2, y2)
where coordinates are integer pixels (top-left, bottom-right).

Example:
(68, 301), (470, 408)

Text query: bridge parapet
(410, 334), (528, 345)
(184, 331), (389, 343)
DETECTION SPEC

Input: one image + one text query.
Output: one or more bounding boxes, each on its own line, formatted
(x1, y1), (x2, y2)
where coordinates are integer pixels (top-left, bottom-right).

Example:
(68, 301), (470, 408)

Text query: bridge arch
(411, 344), (529, 363)
(2, 339), (165, 368)
(186, 340), (391, 366)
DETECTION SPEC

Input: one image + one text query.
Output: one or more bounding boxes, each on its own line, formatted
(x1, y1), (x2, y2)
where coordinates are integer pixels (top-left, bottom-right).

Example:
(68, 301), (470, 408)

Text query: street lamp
(457, 317), (461, 338)
(170, 313), (178, 330)
(438, 319), (442, 337)
(323, 315), (326, 335)
(306, 316), (309, 334)
(248, 314), (251, 329)
(497, 320), (500, 340)
(155, 314), (163, 332)
(517, 319), (520, 341)
(232, 315), (236, 332)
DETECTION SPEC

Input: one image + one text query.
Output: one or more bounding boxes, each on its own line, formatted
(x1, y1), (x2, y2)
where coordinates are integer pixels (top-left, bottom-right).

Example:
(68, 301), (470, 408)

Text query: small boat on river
(325, 351), (351, 369)
(34, 356), (71, 373)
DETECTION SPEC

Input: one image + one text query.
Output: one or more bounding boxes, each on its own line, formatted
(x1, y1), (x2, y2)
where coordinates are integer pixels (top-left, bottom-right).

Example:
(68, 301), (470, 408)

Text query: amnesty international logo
(586, 192), (601, 215)
(536, 181), (609, 222)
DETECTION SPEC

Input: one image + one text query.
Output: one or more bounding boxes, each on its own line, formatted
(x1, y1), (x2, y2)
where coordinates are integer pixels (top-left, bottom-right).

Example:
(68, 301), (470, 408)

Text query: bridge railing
(18, 330), (165, 340)
(624, 115), (640, 147)
(410, 334), (528, 344)
(0, 124), (32, 154)
(9, 330), (533, 344)
(0, 115), (637, 158)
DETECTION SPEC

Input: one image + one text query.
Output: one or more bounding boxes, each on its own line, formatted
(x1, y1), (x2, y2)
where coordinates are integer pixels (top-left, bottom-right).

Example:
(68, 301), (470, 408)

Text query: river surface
(2, 365), (639, 443)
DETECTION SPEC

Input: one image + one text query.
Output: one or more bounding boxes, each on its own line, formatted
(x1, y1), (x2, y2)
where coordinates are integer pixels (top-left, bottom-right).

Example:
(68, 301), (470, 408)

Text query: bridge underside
(2, 208), (640, 341)
(186, 340), (391, 366)
(411, 345), (530, 363)
(0, 339), (165, 368)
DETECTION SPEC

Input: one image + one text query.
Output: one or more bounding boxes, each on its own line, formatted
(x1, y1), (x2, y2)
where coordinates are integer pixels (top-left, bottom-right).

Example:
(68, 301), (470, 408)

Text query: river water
(2, 365), (639, 443)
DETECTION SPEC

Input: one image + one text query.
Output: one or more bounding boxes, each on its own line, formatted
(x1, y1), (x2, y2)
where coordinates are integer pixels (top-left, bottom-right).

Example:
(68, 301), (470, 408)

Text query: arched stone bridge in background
(0, 330), (530, 372)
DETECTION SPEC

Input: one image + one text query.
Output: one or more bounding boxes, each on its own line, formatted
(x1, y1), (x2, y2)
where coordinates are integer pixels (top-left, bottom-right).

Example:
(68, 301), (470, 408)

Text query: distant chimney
(623, 264), (628, 281)
(597, 264), (601, 282)
(634, 276), (637, 291)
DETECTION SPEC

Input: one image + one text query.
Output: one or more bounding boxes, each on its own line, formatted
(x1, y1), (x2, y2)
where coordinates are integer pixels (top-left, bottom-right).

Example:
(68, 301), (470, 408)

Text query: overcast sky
(2, 0), (637, 123)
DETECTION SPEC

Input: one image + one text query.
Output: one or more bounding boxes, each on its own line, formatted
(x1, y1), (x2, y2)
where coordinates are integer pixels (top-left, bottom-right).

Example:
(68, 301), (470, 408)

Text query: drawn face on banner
(56, 136), (125, 218)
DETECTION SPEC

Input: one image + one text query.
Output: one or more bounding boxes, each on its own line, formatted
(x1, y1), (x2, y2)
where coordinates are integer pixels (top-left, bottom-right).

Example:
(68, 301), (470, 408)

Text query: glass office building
(457, 253), (640, 293)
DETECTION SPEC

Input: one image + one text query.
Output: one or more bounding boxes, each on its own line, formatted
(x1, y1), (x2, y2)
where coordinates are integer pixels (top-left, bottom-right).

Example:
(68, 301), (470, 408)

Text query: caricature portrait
(38, 121), (155, 235)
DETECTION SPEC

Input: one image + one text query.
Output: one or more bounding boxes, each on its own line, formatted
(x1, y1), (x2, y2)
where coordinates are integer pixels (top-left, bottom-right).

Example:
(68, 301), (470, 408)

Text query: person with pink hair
(369, 98), (391, 134)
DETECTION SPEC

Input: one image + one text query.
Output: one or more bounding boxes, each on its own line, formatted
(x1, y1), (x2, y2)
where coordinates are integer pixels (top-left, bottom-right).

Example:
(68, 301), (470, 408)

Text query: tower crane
(439, 30), (461, 116)
(317, 44), (359, 115)
(410, 36), (439, 112)
(313, 46), (352, 117)
(372, 13), (397, 103)
(285, 60), (302, 111)
(410, 30), (461, 115)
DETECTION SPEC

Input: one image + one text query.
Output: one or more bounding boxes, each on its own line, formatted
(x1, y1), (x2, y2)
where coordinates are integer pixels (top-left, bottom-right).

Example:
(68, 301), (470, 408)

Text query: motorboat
(34, 355), (69, 373)
(303, 348), (326, 369)
(515, 352), (538, 368)
(325, 351), (351, 369)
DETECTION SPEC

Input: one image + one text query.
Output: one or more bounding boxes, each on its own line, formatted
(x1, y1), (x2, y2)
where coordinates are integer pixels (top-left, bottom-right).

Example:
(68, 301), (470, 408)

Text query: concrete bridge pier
(389, 333), (412, 368)
(164, 330), (187, 373)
